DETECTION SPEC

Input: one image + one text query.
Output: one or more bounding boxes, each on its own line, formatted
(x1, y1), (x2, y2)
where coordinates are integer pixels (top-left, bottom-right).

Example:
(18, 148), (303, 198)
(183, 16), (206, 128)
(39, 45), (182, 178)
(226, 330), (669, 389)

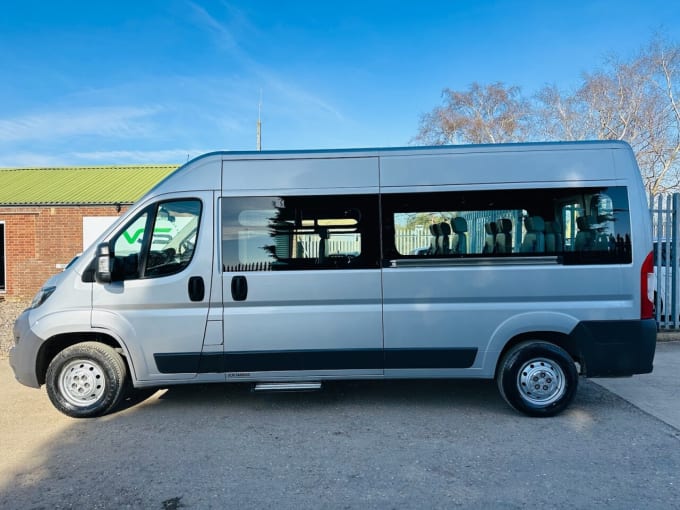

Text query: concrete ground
(594, 340), (680, 430)
(2, 357), (680, 509)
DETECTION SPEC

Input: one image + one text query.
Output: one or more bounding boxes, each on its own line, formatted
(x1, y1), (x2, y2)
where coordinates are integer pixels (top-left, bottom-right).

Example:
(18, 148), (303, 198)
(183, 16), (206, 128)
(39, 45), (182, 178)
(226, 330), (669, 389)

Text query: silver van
(10, 141), (657, 418)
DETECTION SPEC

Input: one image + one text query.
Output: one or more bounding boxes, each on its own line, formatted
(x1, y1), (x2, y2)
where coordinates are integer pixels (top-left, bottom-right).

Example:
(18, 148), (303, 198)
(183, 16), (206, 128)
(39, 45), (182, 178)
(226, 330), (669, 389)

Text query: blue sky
(1, 0), (679, 167)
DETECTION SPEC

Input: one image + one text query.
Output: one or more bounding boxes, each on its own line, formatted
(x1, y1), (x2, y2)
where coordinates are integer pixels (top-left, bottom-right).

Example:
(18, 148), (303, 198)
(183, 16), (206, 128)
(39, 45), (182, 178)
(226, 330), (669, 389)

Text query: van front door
(92, 192), (218, 382)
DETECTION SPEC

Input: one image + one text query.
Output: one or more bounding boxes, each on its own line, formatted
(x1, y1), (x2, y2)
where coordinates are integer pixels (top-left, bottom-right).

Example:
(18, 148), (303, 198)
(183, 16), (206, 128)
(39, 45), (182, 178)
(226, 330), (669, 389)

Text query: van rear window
(383, 186), (632, 265)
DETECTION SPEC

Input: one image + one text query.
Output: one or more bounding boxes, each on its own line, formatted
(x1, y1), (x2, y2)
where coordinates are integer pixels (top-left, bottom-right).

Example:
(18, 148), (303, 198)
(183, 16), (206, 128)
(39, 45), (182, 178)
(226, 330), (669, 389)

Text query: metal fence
(651, 194), (680, 329)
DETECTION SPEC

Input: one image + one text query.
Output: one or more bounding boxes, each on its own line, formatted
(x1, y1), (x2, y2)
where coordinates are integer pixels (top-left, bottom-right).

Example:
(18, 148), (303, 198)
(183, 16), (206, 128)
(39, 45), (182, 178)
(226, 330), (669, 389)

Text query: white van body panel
(24, 270), (92, 340)
(29, 308), (93, 343)
(382, 262), (627, 378)
(221, 156), (379, 191)
(222, 270), (384, 379)
(150, 157), (222, 196)
(379, 146), (617, 187)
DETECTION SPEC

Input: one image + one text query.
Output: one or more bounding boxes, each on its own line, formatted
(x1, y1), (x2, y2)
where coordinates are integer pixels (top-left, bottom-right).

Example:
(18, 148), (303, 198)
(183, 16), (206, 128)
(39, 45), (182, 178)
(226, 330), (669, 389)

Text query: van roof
(189, 139), (632, 163)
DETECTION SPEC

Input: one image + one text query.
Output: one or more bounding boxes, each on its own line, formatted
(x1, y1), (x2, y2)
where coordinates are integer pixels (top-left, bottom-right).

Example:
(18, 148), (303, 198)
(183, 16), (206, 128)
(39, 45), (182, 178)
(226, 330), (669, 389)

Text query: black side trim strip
(155, 353), (200, 374)
(225, 349), (384, 372)
(385, 348), (477, 369)
(154, 348), (478, 374)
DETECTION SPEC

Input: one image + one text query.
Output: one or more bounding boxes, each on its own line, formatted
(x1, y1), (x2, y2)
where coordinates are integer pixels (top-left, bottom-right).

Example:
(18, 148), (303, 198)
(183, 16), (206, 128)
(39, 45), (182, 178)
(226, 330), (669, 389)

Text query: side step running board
(253, 382), (322, 392)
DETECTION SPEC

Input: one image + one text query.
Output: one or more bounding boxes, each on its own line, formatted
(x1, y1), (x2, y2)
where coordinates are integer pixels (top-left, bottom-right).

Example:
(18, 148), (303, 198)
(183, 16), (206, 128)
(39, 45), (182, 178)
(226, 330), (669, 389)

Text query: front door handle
(231, 275), (248, 301)
(188, 276), (205, 302)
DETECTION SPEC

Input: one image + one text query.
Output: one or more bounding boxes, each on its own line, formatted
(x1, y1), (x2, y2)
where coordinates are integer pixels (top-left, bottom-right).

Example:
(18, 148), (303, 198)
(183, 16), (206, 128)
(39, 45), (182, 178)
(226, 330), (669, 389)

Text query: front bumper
(9, 309), (42, 388)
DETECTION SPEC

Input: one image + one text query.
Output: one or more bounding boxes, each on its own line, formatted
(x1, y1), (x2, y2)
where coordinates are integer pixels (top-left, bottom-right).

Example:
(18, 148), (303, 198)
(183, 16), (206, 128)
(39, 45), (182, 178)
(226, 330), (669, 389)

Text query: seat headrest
(524, 216), (545, 232)
(439, 222), (451, 235)
(485, 222), (498, 235)
(452, 217), (468, 234)
(576, 216), (596, 231)
(429, 223), (441, 235)
(497, 218), (512, 233)
(545, 221), (562, 234)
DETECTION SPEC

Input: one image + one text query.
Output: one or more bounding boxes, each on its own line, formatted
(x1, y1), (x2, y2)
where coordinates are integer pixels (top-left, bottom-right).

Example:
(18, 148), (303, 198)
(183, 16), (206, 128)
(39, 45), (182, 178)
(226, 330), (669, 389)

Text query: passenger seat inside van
(452, 217), (468, 254)
(521, 216), (545, 253)
(438, 222), (451, 255)
(428, 223), (441, 255)
(318, 227), (329, 263)
(574, 216), (595, 251)
(483, 222), (498, 254)
(545, 221), (563, 253)
(495, 219), (512, 254)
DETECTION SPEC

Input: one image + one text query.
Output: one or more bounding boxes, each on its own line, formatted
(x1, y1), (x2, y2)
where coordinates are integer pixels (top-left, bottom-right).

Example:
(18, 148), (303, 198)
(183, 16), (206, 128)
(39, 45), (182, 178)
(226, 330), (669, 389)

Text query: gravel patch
(0, 298), (29, 358)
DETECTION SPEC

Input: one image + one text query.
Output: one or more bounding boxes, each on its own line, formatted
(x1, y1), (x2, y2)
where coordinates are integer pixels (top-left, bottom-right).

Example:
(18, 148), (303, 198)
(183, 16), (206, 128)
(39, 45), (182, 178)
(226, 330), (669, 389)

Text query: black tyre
(46, 342), (128, 418)
(496, 341), (578, 417)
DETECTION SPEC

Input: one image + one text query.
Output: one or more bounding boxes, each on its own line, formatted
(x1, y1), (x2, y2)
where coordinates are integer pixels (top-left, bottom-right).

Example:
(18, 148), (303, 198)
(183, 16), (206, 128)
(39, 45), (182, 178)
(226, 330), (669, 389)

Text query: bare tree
(414, 82), (532, 145)
(534, 84), (591, 141)
(644, 38), (680, 195)
(416, 35), (680, 195)
(536, 37), (680, 195)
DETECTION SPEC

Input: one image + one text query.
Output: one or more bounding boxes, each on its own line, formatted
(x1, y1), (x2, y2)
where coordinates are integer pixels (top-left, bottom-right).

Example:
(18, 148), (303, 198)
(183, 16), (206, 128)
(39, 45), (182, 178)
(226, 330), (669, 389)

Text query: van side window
(383, 186), (631, 265)
(111, 199), (202, 280)
(221, 195), (380, 271)
(559, 187), (631, 264)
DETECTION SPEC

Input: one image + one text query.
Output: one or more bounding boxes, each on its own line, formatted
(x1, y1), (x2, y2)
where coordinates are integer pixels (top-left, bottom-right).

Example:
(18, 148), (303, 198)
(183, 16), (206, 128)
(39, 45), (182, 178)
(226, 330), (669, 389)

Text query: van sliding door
(219, 192), (383, 378)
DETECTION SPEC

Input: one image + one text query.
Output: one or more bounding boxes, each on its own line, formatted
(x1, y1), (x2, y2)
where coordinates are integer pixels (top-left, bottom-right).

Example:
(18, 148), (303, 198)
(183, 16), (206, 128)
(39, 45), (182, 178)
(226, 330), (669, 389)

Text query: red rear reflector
(641, 251), (654, 319)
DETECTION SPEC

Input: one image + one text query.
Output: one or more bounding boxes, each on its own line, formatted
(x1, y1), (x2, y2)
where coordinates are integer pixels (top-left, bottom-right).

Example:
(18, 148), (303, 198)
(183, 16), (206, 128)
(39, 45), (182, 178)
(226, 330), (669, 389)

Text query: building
(0, 165), (177, 300)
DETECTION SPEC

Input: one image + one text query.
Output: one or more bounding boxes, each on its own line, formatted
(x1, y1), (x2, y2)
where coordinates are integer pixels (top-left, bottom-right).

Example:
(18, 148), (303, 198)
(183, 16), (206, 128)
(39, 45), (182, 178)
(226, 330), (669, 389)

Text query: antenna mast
(257, 89), (262, 151)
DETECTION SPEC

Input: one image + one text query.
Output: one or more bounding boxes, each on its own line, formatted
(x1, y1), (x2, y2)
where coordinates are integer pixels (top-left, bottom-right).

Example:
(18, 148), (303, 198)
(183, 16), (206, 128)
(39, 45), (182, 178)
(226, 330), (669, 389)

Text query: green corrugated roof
(0, 165), (178, 205)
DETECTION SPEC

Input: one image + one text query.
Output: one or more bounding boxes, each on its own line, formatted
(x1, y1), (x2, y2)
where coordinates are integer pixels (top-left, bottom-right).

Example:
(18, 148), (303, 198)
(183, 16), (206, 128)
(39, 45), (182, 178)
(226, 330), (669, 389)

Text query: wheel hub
(59, 359), (106, 407)
(517, 357), (566, 406)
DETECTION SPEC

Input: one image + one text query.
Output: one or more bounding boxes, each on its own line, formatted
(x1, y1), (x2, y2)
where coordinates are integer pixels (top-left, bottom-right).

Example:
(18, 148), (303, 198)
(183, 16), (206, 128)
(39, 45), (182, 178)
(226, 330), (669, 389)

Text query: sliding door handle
(231, 275), (248, 301)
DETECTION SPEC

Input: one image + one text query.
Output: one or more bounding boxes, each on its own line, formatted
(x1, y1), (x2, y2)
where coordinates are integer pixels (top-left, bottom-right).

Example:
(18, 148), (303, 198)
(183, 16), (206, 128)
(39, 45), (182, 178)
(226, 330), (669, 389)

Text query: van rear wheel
(496, 341), (578, 417)
(46, 342), (127, 418)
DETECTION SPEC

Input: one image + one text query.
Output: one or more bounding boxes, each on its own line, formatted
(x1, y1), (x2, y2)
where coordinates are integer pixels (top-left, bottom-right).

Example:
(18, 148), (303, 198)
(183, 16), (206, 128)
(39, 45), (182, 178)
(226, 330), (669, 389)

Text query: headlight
(30, 286), (56, 309)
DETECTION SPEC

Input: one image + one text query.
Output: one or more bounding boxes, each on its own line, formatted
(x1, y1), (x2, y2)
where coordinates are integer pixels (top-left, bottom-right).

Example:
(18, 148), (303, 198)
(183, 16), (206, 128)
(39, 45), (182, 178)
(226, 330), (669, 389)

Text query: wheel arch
(36, 332), (131, 386)
(493, 331), (581, 379)
(484, 311), (582, 378)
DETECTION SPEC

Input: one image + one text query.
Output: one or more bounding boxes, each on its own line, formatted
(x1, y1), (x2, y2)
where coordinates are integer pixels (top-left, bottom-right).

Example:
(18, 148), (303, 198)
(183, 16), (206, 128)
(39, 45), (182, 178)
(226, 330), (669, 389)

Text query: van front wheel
(496, 341), (578, 417)
(46, 342), (127, 418)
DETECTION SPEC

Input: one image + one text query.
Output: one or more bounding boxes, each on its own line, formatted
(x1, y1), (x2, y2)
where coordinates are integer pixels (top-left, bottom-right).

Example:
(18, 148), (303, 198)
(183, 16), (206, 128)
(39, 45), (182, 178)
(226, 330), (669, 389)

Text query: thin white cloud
(69, 149), (210, 164)
(0, 106), (161, 143)
(185, 1), (345, 123)
(262, 72), (345, 122)
(0, 152), (67, 168)
(0, 148), (211, 168)
(186, 1), (247, 57)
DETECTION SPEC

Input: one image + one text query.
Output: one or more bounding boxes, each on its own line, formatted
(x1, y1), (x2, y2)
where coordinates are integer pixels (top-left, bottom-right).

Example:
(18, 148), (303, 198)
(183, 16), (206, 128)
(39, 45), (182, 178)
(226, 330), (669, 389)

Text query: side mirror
(95, 243), (112, 284)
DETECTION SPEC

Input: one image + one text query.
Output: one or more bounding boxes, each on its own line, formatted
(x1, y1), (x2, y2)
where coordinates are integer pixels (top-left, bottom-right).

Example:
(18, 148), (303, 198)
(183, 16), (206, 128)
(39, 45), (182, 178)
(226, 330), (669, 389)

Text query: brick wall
(0, 205), (127, 299)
